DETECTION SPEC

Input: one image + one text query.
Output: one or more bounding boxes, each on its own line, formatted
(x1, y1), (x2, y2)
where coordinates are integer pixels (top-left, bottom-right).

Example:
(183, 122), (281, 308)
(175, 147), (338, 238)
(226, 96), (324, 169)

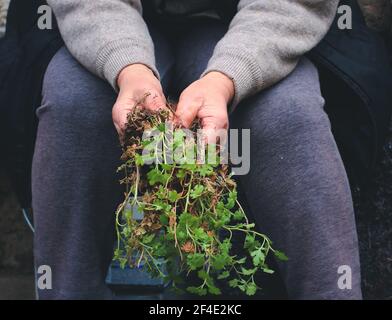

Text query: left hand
(175, 71), (235, 144)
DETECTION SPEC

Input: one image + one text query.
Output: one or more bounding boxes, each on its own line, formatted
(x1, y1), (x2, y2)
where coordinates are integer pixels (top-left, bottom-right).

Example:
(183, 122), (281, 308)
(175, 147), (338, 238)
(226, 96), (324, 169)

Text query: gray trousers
(32, 21), (362, 299)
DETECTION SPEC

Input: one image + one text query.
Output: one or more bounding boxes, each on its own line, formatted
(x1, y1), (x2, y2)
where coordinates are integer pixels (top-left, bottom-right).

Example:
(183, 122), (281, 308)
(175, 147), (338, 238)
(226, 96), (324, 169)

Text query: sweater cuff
(95, 38), (159, 91)
(201, 48), (264, 112)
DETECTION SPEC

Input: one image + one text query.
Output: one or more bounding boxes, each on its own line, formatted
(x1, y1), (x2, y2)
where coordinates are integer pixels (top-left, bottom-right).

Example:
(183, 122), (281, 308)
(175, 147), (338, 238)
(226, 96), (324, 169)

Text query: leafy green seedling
(114, 102), (287, 296)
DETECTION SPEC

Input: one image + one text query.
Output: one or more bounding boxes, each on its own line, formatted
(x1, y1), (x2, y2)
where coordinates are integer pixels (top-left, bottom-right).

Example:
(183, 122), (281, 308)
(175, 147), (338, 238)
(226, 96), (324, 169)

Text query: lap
(230, 57), (329, 135)
(40, 23), (326, 138)
(39, 47), (116, 128)
(170, 20), (228, 95)
(169, 20), (327, 134)
(39, 24), (175, 126)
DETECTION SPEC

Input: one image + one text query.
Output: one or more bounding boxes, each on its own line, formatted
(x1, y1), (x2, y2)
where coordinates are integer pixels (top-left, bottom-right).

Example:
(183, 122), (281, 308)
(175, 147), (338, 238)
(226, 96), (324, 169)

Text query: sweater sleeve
(202, 0), (340, 109)
(47, 0), (158, 90)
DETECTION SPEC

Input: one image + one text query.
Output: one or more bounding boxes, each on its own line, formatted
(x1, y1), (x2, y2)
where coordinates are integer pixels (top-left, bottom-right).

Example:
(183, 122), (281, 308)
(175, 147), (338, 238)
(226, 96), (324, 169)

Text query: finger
(201, 124), (220, 145)
(175, 95), (202, 128)
(141, 91), (167, 111)
(113, 122), (121, 136)
(113, 104), (132, 135)
(201, 117), (229, 145)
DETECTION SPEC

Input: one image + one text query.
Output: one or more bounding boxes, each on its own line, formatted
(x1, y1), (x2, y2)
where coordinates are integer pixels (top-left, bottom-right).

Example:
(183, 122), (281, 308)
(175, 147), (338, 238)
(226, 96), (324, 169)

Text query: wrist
(202, 71), (235, 104)
(117, 63), (154, 89)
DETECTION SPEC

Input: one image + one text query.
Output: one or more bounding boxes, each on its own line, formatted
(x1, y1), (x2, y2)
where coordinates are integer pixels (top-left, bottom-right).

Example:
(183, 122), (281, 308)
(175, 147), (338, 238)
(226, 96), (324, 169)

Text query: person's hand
(175, 71), (235, 143)
(113, 64), (166, 134)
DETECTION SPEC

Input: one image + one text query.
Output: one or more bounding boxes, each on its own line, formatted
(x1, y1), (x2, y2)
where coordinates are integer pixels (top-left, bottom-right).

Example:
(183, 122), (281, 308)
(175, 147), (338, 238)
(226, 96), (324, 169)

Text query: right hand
(112, 64), (166, 135)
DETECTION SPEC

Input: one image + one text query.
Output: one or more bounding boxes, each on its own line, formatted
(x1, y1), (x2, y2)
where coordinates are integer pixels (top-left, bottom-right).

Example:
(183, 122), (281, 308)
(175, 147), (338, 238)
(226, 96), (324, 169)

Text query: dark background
(0, 0), (391, 300)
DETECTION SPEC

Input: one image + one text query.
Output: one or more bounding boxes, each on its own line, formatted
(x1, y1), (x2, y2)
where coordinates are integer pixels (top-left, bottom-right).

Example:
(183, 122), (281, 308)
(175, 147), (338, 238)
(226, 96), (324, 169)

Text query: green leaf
(161, 163), (172, 171)
(262, 268), (275, 274)
(157, 123), (166, 132)
(113, 248), (123, 260)
(177, 230), (186, 241)
(178, 212), (199, 228)
(181, 163), (197, 171)
(236, 257), (247, 264)
(224, 191), (237, 209)
(173, 130), (187, 151)
(217, 271), (230, 280)
(208, 285), (221, 295)
(229, 279), (239, 288)
(124, 209), (133, 220)
(194, 228), (209, 242)
(143, 233), (155, 244)
(228, 190), (237, 201)
(190, 185), (204, 199)
(212, 254), (229, 270)
(147, 169), (166, 185)
(238, 284), (246, 292)
(141, 154), (156, 163)
(176, 169), (186, 179)
(244, 234), (255, 249)
(219, 239), (232, 255)
(197, 269), (209, 280)
(197, 164), (214, 177)
(233, 210), (244, 221)
(134, 153), (144, 166)
(141, 139), (153, 147)
(159, 214), (169, 226)
(168, 190), (180, 203)
(245, 283), (257, 296)
(187, 253), (205, 270)
(251, 249), (265, 266)
(274, 250), (289, 261)
(119, 257), (128, 269)
(156, 186), (166, 199)
(152, 199), (171, 212)
(225, 198), (235, 209)
(187, 286), (207, 296)
(121, 226), (131, 237)
(241, 267), (257, 276)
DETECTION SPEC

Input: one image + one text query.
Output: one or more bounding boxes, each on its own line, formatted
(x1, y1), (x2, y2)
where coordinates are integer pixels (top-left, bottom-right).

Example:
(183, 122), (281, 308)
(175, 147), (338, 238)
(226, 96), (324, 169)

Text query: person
(32, 0), (362, 299)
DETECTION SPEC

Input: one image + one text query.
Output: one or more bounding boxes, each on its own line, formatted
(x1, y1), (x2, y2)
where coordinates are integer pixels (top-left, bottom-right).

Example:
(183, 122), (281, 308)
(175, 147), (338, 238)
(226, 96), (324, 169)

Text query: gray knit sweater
(47, 0), (339, 107)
